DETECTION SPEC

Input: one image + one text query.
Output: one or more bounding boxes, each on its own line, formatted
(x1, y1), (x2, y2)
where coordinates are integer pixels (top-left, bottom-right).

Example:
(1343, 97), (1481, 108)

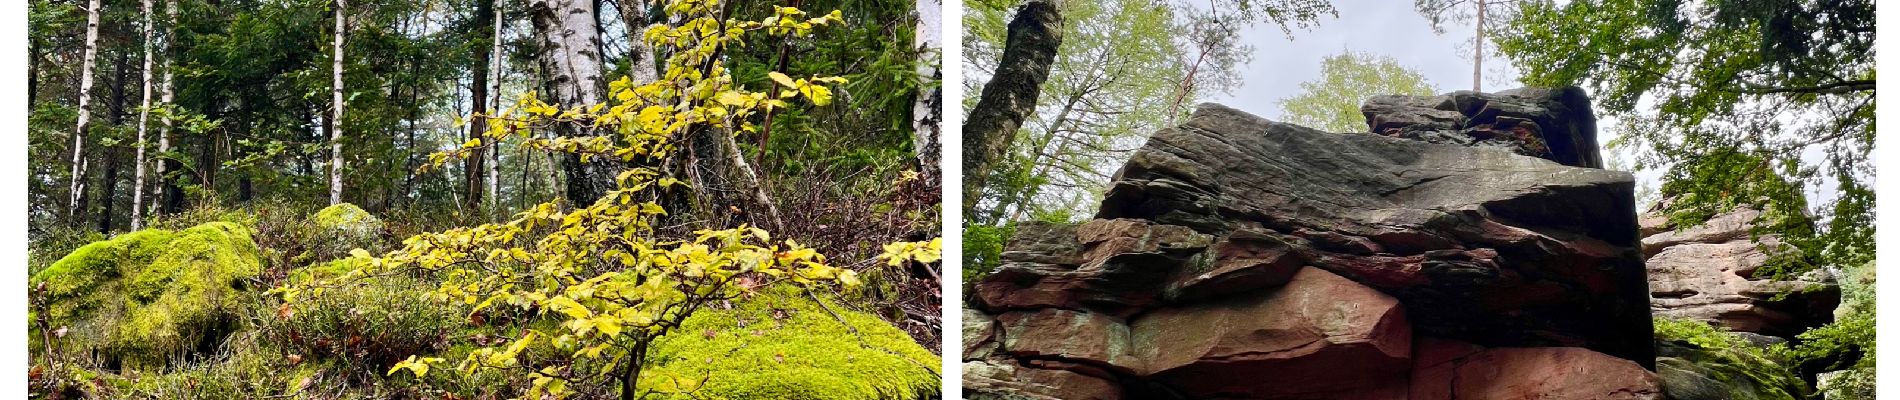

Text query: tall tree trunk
(531, 0), (614, 205)
(69, 0), (103, 220)
(961, 0), (1061, 215)
(96, 152), (120, 233)
(489, 0), (504, 211)
(465, 0), (494, 213)
(911, 0), (942, 193)
(132, 0), (156, 230)
(100, 52), (132, 233)
(28, 34), (40, 106)
(330, 0), (347, 206)
(1474, 0), (1484, 92)
(609, 0), (660, 84)
(159, 0), (182, 214)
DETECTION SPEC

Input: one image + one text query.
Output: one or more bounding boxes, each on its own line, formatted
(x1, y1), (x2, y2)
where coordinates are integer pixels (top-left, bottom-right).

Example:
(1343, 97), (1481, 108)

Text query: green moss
(312, 203), (385, 237)
(643, 290), (940, 400)
(1654, 318), (1807, 400)
(28, 222), (265, 370)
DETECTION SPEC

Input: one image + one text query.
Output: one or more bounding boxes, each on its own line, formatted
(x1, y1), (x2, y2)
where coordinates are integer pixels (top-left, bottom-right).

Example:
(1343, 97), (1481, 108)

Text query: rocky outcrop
(1640, 207), (1840, 337)
(1361, 87), (1601, 168)
(966, 93), (1661, 399)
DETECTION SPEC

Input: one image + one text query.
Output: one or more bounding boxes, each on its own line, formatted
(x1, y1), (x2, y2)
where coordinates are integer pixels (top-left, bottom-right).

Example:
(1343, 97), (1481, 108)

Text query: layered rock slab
(1361, 87), (1601, 168)
(1640, 207), (1840, 337)
(1098, 103), (1653, 364)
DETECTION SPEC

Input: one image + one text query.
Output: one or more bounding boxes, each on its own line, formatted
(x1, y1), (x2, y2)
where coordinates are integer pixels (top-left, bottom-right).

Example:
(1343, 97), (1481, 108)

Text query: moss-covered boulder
(29, 221), (265, 370)
(312, 203), (384, 237)
(1654, 319), (1808, 400)
(643, 291), (941, 399)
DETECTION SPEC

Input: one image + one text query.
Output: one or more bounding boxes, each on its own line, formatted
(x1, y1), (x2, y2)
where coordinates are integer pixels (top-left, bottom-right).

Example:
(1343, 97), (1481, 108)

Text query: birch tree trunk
(961, 0), (1061, 215)
(132, 0), (156, 230)
(531, 0), (615, 205)
(69, 0), (103, 220)
(159, 0), (180, 214)
(911, 0), (942, 191)
(330, 0), (347, 206)
(611, 0), (660, 84)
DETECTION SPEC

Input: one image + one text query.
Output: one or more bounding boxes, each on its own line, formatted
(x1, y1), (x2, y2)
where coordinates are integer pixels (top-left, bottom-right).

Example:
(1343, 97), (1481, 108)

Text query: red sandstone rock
(995, 308), (1133, 373)
(964, 359), (1123, 400)
(1132, 267), (1412, 398)
(1411, 342), (1664, 400)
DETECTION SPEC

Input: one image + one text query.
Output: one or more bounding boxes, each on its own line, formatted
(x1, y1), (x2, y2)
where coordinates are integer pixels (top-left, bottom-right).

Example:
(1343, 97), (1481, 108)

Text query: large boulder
(1641, 207), (1840, 337)
(1098, 103), (1653, 364)
(1361, 87), (1602, 168)
(29, 222), (265, 370)
(641, 291), (940, 400)
(965, 94), (1662, 399)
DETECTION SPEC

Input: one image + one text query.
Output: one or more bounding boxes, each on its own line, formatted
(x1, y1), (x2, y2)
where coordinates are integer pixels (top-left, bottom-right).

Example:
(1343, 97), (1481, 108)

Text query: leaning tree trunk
(912, 0), (943, 192)
(465, 0), (494, 213)
(132, 0), (156, 230)
(961, 0), (1061, 215)
(531, 0), (616, 206)
(69, 0), (103, 221)
(330, 0), (347, 206)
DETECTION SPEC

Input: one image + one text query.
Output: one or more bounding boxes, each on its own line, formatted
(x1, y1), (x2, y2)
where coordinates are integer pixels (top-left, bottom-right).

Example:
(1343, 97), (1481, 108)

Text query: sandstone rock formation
(1361, 87), (1601, 168)
(1640, 206), (1840, 338)
(966, 91), (1662, 399)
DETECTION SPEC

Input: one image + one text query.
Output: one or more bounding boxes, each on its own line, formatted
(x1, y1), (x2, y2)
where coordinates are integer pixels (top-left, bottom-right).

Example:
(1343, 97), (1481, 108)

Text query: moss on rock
(29, 221), (265, 370)
(1654, 318), (1807, 400)
(643, 290), (940, 400)
(312, 203), (384, 237)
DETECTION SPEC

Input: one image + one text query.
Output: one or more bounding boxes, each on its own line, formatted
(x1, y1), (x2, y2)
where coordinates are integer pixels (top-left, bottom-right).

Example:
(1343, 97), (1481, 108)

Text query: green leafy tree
(1494, 0), (1873, 276)
(1276, 50), (1436, 132)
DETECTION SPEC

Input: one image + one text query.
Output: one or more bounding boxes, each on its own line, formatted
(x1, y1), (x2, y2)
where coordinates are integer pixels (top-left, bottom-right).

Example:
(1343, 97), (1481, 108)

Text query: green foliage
(1277, 50), (1437, 132)
(1653, 318), (1806, 400)
(265, 265), (460, 383)
(1494, 0), (1874, 276)
(642, 290), (940, 399)
(31, 221), (264, 370)
(961, 223), (1013, 286)
(964, 0), (1196, 224)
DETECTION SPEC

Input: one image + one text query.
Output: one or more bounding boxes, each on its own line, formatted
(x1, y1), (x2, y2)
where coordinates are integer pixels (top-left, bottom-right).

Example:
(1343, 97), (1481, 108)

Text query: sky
(1203, 0), (1670, 200)
(1207, 0), (1508, 119)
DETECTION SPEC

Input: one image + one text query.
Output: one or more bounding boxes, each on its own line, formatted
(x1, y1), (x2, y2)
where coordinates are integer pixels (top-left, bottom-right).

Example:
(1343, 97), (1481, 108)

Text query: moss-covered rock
(312, 203), (384, 238)
(1654, 318), (1808, 400)
(643, 290), (941, 400)
(29, 221), (265, 370)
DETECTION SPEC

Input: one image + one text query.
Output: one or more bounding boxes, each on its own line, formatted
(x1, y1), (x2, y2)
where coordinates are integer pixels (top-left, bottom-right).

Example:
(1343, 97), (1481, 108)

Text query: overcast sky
(1206, 0), (1509, 119)
(1201, 0), (1672, 199)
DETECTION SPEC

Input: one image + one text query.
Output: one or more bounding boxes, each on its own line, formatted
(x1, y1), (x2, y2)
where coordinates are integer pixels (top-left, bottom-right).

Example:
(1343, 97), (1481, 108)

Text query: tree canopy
(1276, 50), (1436, 132)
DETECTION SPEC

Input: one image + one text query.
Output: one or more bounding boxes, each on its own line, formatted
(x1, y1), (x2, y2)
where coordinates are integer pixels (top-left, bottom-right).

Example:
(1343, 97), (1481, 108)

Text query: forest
(961, 0), (1873, 398)
(26, 0), (944, 398)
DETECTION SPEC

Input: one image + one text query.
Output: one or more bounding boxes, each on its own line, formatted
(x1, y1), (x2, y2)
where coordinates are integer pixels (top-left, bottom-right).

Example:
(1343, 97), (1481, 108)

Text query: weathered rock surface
(966, 93), (1658, 399)
(1097, 103), (1653, 362)
(1641, 207), (1840, 337)
(1133, 267), (1412, 399)
(1411, 342), (1664, 400)
(1361, 87), (1602, 168)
